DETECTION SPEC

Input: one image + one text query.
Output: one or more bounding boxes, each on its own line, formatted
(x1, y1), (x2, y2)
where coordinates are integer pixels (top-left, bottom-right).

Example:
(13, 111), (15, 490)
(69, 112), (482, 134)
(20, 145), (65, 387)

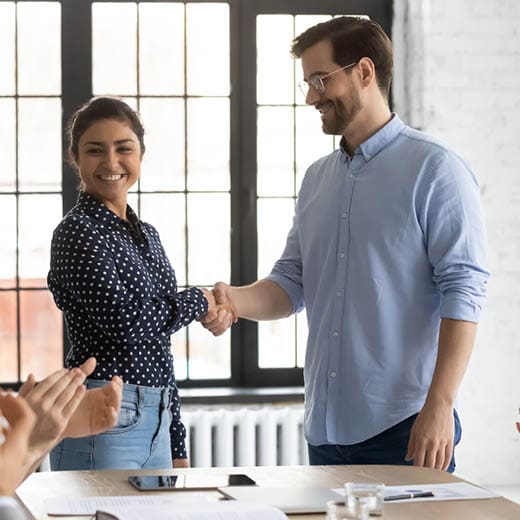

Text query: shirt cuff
(265, 274), (301, 313)
(440, 295), (482, 323)
(185, 287), (208, 320)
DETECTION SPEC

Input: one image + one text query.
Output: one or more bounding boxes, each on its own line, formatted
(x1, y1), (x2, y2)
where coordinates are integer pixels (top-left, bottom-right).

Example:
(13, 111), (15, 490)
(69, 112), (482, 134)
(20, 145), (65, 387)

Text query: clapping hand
(18, 365), (88, 458)
(62, 373), (123, 438)
(0, 392), (36, 496)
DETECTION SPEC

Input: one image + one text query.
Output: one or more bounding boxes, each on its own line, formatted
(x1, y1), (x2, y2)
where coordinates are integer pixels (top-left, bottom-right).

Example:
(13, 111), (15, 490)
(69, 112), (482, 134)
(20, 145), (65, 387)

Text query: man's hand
(405, 401), (454, 471)
(517, 408), (520, 434)
(200, 283), (238, 336)
(0, 392), (36, 495)
(62, 376), (123, 438)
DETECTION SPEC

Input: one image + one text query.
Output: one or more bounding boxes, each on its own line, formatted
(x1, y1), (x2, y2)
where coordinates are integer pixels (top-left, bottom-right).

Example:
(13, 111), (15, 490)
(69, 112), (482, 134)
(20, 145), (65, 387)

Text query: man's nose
(305, 86), (320, 105)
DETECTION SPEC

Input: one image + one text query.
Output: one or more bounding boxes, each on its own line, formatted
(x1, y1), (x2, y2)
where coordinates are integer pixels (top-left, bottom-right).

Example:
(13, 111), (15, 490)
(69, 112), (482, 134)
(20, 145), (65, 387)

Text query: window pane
(0, 291), (17, 381)
(20, 290), (62, 380)
(92, 2), (137, 95)
(18, 98), (61, 191)
(18, 194), (61, 286)
(0, 99), (16, 192)
(259, 318), (296, 368)
(257, 106), (294, 197)
(0, 195), (16, 288)
(0, 2), (15, 95)
(187, 319), (230, 380)
(257, 198), (294, 278)
(187, 98), (229, 191)
(139, 193), (187, 287)
(139, 2), (184, 95)
(296, 105), (336, 188)
(187, 193), (230, 285)
(296, 312), (307, 368)
(172, 328), (187, 380)
(186, 3), (229, 96)
(257, 15), (293, 105)
(140, 98), (185, 192)
(17, 1), (61, 95)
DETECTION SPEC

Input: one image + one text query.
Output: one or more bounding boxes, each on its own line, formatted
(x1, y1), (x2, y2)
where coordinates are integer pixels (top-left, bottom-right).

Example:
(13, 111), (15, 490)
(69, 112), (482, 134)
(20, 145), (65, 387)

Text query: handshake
(200, 282), (238, 336)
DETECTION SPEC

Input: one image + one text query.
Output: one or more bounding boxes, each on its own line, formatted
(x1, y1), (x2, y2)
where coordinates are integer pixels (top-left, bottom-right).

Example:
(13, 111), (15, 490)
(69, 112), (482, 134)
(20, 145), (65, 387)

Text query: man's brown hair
(291, 16), (393, 98)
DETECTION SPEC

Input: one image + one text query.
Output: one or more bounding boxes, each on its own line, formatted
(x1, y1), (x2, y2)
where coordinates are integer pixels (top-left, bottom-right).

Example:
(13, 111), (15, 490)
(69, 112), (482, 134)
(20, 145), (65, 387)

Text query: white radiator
(182, 405), (307, 467)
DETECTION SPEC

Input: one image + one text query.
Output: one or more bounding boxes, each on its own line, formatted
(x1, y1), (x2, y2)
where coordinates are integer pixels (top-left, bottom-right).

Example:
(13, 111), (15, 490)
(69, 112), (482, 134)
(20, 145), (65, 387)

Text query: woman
(48, 96), (232, 470)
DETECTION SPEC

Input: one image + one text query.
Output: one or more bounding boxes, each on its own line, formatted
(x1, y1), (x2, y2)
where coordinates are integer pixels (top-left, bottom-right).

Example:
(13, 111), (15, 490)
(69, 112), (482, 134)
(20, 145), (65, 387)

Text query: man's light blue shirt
(267, 114), (489, 445)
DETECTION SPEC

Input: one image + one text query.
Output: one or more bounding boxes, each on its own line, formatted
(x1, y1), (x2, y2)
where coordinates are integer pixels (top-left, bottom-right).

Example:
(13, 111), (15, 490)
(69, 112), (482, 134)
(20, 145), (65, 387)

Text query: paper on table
(96, 500), (288, 520)
(45, 493), (215, 516)
(333, 482), (501, 503)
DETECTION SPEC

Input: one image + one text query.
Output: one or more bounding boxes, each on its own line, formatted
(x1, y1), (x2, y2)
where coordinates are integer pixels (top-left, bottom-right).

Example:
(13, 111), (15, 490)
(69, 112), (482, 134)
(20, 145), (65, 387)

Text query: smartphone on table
(128, 473), (256, 491)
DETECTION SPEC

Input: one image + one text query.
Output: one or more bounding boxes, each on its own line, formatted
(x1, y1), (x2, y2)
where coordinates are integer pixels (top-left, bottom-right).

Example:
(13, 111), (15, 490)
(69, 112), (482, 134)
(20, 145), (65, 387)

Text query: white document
(45, 493), (214, 516)
(333, 482), (501, 503)
(95, 501), (288, 520)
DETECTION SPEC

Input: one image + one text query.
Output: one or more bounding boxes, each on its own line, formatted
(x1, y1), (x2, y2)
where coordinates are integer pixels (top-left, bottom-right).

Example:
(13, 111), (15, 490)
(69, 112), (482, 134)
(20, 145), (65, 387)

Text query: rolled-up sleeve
(266, 210), (305, 314)
(419, 151), (490, 322)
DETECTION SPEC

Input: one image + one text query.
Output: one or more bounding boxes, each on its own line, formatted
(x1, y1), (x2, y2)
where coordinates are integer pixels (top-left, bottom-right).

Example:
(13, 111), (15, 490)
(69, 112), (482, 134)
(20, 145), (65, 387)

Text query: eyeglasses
(298, 61), (358, 98)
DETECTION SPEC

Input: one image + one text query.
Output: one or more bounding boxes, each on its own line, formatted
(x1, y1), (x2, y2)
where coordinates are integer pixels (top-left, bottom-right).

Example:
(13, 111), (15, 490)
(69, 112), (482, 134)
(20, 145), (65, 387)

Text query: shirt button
(341, 212), (348, 219)
(339, 252), (345, 259)
(330, 371), (337, 378)
(332, 331), (339, 338)
(336, 291), (342, 297)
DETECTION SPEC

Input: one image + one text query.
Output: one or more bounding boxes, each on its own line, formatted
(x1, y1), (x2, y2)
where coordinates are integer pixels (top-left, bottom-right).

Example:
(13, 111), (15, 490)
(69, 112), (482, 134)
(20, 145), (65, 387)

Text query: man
(202, 16), (489, 472)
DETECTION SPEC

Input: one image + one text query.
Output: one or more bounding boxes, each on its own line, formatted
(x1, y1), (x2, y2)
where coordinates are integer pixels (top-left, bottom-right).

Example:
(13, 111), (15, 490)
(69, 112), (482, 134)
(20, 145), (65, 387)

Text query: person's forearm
(20, 448), (49, 483)
(424, 318), (477, 407)
(229, 279), (293, 321)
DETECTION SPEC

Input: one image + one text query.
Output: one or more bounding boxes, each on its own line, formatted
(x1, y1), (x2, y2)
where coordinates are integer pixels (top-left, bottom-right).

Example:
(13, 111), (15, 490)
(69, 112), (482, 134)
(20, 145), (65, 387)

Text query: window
(1, 0), (392, 388)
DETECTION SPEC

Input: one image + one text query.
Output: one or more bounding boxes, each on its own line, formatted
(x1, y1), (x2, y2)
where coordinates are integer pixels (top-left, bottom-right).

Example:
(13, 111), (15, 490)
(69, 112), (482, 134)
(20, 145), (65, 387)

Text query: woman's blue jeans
(50, 379), (173, 470)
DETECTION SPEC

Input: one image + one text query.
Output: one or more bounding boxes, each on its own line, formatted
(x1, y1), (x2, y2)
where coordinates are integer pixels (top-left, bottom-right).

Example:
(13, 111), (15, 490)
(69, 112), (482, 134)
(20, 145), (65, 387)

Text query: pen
(384, 491), (434, 501)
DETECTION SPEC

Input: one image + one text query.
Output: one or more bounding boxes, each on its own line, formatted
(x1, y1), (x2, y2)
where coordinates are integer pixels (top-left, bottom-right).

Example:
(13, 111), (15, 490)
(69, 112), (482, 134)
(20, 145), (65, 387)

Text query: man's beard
(321, 92), (362, 135)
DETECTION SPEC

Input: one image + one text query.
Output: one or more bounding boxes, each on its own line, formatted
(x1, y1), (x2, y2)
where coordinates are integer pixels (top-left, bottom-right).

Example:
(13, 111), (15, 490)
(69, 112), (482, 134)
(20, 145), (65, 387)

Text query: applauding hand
(0, 392), (36, 495)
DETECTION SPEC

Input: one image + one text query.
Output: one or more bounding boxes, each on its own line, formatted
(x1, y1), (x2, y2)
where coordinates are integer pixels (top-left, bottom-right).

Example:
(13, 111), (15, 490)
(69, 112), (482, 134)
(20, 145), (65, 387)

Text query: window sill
(180, 386), (304, 405)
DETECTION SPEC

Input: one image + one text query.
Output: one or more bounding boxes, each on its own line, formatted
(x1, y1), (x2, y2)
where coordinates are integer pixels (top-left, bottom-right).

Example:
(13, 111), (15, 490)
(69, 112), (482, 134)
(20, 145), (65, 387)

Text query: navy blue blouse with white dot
(48, 191), (208, 459)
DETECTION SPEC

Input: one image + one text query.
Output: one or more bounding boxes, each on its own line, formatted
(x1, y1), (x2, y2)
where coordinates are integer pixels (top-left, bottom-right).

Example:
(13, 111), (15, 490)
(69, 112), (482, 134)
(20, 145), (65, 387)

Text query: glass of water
(326, 500), (369, 520)
(344, 482), (385, 516)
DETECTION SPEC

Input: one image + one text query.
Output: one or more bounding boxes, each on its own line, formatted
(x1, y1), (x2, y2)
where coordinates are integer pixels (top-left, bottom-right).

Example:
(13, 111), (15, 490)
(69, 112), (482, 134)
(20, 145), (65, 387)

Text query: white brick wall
(394, 0), (520, 488)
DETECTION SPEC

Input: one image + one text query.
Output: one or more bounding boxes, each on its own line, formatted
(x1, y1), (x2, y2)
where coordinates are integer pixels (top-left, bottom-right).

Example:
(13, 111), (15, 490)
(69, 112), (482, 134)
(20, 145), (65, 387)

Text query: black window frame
(4, 0), (392, 389)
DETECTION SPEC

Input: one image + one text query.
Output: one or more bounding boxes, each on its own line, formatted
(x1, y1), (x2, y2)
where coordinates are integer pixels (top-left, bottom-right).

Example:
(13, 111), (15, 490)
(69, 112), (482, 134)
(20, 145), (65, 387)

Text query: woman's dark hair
(67, 96), (146, 167)
(291, 16), (393, 98)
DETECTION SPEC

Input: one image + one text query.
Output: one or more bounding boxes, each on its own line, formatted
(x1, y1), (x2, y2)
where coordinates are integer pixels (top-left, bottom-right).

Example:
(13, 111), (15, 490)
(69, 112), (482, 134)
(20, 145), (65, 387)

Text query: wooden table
(16, 465), (520, 519)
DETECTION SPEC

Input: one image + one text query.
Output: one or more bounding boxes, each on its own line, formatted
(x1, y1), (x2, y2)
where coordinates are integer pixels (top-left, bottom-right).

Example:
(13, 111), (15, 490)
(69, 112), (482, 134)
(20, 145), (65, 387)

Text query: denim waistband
(86, 378), (172, 407)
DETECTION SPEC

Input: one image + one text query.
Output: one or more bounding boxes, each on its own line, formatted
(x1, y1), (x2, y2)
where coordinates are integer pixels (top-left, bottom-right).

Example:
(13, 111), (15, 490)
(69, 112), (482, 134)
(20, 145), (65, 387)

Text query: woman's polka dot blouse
(48, 191), (208, 459)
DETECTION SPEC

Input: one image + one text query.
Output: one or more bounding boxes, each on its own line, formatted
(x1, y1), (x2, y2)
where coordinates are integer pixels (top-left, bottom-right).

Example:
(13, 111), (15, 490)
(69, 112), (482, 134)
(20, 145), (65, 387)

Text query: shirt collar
(340, 113), (404, 162)
(76, 192), (147, 243)
(76, 191), (134, 228)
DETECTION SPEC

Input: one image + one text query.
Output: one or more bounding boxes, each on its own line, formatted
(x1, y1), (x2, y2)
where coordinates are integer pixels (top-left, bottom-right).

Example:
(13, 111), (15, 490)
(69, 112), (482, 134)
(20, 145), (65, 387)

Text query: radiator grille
(182, 406), (307, 467)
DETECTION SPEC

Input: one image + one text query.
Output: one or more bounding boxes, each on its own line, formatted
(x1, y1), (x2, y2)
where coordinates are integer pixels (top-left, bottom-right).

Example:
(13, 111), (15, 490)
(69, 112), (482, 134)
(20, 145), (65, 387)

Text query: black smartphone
(128, 473), (256, 491)
(227, 474), (256, 486)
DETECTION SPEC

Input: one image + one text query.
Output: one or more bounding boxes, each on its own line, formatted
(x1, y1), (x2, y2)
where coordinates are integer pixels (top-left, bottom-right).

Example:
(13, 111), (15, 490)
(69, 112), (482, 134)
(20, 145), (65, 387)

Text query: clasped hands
(200, 282), (238, 336)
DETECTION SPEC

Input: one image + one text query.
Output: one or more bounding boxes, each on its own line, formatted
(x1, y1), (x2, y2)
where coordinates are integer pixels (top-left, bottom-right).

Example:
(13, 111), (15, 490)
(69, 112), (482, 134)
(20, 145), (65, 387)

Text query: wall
(393, 0), (520, 490)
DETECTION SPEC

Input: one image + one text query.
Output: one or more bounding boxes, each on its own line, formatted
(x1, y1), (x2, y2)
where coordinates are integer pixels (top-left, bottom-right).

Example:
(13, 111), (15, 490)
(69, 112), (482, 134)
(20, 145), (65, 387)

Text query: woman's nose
(103, 150), (119, 170)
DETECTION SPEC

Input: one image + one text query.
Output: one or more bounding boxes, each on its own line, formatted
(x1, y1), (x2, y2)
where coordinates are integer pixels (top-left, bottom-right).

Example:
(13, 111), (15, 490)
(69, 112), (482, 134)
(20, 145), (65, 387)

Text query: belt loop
(138, 386), (145, 406)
